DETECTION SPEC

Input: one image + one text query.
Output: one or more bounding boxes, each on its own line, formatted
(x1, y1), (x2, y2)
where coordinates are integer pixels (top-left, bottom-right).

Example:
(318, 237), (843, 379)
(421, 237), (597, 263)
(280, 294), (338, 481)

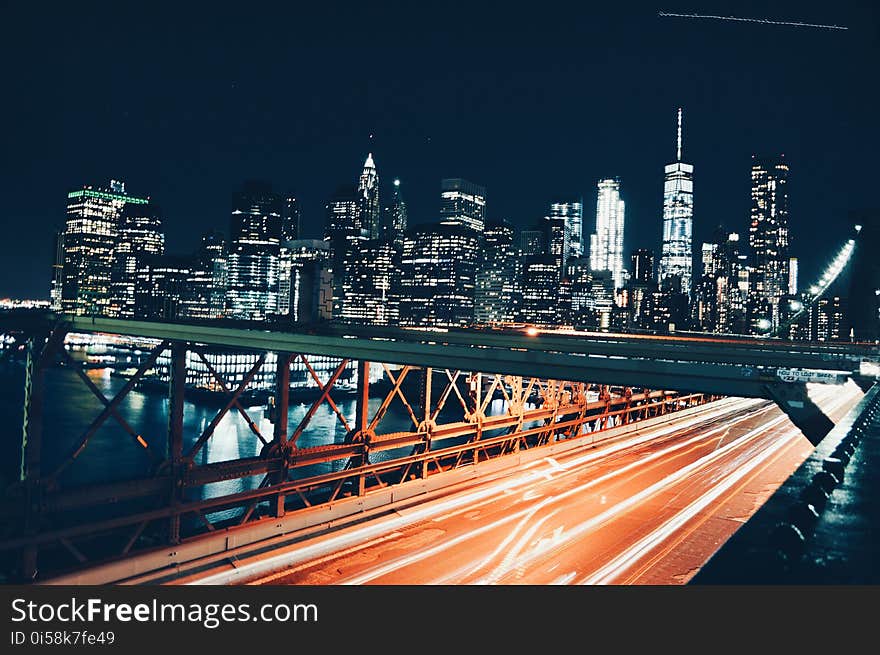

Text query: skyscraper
(59, 180), (150, 316)
(226, 180), (283, 321)
(341, 238), (400, 326)
(747, 155), (790, 330)
(323, 184), (366, 319)
(658, 108), (694, 297)
(520, 255), (559, 326)
(475, 218), (518, 324)
(358, 153), (380, 239)
(590, 178), (626, 289)
(180, 231), (226, 320)
(381, 178), (408, 245)
(567, 257), (593, 326)
(109, 202), (164, 318)
(628, 249), (656, 327)
(549, 199), (583, 262)
(399, 223), (479, 328)
(630, 249), (654, 284)
(439, 178), (486, 234)
(543, 213), (569, 276)
(134, 255), (190, 320)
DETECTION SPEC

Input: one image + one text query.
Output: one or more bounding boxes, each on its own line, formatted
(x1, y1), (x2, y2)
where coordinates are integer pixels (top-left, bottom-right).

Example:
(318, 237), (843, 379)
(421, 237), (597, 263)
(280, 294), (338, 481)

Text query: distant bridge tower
(847, 209), (880, 342)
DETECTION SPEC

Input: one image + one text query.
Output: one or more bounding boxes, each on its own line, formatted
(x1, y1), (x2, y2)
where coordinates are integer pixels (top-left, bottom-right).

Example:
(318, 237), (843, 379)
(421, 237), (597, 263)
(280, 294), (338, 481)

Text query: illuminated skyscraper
(358, 153), (380, 239)
(475, 218), (518, 324)
(439, 178), (486, 234)
(520, 255), (559, 326)
(658, 108), (694, 297)
(543, 213), (569, 276)
(109, 202), (164, 318)
(324, 184), (366, 318)
(226, 180), (283, 321)
(181, 231), (226, 320)
(549, 199), (583, 263)
(567, 257), (593, 326)
(341, 237), (399, 326)
(747, 155), (790, 330)
(399, 223), (479, 328)
(59, 180), (150, 316)
(590, 178), (626, 289)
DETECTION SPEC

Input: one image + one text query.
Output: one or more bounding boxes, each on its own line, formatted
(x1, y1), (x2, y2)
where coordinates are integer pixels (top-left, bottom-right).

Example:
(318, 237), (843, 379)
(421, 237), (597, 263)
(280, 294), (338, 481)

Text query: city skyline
(1, 1), (876, 299)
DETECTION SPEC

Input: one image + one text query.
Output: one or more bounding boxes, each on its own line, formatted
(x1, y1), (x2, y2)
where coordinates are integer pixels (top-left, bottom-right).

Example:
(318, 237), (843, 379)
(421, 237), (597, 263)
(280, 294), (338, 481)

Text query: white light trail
(472, 413), (794, 584)
(658, 11), (848, 31)
(190, 397), (768, 585)
(579, 431), (798, 584)
(344, 400), (775, 585)
(579, 384), (858, 584)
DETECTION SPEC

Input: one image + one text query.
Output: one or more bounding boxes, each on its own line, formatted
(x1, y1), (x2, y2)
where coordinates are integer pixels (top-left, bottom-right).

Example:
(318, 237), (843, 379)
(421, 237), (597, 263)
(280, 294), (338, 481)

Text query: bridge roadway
(171, 381), (863, 585)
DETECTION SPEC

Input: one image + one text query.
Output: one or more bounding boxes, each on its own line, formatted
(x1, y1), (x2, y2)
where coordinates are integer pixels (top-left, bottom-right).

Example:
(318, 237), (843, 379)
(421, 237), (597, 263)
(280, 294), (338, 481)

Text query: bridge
(0, 307), (877, 584)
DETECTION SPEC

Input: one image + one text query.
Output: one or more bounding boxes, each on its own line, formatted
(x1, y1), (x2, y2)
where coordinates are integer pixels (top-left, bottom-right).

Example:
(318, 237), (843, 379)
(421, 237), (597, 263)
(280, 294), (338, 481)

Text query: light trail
(232, 397), (768, 586)
(342, 400), (784, 584)
(578, 429), (799, 584)
(658, 11), (848, 31)
(579, 384), (858, 584)
(199, 385), (855, 585)
(471, 412), (794, 584)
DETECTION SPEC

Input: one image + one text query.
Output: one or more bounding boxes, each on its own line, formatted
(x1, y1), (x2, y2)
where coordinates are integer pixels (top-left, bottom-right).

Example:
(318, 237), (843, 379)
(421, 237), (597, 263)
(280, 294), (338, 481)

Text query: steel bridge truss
(0, 322), (717, 582)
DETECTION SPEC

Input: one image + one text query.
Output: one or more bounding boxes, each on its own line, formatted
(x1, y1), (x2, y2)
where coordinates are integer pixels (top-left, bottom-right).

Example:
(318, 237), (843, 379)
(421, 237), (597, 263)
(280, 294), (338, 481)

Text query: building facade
(358, 153), (380, 239)
(399, 223), (479, 328)
(658, 108), (694, 297)
(58, 180), (150, 316)
(439, 178), (486, 235)
(747, 155), (791, 331)
(475, 218), (518, 324)
(226, 181), (283, 321)
(590, 178), (626, 289)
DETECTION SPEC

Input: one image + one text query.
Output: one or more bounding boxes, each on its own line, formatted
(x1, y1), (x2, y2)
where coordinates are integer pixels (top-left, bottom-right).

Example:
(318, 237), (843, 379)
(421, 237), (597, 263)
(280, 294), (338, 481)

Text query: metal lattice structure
(0, 313), (725, 583)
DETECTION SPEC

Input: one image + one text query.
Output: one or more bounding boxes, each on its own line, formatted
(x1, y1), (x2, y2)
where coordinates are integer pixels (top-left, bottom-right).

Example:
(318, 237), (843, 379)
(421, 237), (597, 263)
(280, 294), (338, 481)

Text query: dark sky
(1, 0), (877, 298)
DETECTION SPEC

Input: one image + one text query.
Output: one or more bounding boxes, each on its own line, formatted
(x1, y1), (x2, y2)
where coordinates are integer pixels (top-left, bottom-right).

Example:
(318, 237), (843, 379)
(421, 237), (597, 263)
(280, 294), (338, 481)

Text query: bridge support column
(418, 367), (433, 478)
(167, 342), (186, 545)
(352, 360), (371, 495)
(764, 382), (835, 446)
(273, 353), (291, 517)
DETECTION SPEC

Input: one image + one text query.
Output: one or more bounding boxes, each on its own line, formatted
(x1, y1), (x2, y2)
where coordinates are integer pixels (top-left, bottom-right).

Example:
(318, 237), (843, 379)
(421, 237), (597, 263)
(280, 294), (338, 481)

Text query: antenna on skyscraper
(676, 108), (682, 161)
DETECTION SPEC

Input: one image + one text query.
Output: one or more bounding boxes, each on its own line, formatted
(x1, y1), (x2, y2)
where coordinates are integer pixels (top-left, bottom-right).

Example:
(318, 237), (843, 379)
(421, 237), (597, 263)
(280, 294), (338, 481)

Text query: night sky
(1, 0), (877, 298)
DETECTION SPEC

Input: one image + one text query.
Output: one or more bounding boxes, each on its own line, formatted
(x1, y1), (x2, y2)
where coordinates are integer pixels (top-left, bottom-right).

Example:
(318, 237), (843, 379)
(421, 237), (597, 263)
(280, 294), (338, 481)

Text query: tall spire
(676, 107), (682, 161)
